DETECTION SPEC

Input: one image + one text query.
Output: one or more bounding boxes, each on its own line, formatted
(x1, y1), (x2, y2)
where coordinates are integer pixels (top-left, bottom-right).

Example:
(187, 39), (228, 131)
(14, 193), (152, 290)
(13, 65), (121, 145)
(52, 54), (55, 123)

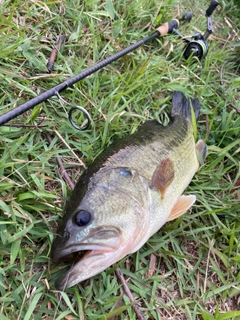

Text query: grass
(0, 0), (239, 319)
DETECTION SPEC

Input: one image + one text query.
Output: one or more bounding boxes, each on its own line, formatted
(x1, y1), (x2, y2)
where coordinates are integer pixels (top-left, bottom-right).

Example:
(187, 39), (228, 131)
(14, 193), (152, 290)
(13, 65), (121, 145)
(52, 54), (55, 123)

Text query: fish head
(51, 166), (150, 290)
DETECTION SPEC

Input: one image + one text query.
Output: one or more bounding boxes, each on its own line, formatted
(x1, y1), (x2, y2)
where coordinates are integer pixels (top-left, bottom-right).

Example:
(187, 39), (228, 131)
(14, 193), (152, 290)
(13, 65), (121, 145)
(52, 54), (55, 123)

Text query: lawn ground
(0, 0), (240, 319)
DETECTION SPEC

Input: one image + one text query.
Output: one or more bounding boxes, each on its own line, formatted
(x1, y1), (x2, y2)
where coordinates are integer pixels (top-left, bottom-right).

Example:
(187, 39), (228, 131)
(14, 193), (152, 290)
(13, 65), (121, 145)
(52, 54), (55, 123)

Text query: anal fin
(167, 195), (196, 222)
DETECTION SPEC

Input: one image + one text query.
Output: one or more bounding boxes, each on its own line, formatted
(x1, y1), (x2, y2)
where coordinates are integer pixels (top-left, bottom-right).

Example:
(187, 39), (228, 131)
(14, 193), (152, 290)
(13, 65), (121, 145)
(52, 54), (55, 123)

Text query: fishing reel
(175, 0), (219, 60)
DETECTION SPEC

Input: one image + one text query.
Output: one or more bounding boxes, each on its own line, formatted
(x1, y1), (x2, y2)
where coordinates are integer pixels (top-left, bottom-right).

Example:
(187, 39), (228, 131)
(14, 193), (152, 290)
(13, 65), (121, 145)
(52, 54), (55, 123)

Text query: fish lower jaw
(54, 247), (127, 291)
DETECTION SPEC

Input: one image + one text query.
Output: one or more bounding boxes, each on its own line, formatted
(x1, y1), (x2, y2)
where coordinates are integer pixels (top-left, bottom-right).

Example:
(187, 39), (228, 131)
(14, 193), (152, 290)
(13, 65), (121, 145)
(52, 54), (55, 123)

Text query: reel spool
(183, 34), (208, 60)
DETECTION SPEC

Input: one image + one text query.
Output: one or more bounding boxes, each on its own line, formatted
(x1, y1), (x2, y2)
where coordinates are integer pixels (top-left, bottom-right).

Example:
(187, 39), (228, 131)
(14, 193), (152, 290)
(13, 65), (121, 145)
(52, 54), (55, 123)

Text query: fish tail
(171, 91), (200, 121)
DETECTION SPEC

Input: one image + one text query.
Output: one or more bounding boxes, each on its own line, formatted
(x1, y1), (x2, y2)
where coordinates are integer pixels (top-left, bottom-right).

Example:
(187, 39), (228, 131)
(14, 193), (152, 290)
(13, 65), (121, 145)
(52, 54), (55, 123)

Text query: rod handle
(206, 0), (219, 17)
(156, 19), (179, 36)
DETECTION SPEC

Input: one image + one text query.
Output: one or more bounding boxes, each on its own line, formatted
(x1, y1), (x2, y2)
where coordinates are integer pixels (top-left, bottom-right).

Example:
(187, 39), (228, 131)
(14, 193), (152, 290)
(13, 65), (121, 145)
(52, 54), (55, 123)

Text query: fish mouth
(51, 227), (124, 291)
(53, 243), (123, 291)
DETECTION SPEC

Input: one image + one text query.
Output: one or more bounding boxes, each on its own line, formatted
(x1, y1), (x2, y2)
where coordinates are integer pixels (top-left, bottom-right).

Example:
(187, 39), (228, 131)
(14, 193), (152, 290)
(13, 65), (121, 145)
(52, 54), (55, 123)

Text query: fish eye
(74, 210), (91, 227)
(119, 168), (132, 177)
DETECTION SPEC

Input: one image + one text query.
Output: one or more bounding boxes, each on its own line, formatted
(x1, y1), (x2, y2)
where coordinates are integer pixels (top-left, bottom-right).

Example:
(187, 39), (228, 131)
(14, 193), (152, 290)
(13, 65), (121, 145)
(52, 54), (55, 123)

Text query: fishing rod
(0, 0), (219, 129)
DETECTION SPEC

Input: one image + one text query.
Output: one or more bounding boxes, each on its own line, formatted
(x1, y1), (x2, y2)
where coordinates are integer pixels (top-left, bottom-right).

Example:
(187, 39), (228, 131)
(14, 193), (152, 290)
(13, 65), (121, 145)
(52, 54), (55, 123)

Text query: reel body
(183, 34), (209, 60)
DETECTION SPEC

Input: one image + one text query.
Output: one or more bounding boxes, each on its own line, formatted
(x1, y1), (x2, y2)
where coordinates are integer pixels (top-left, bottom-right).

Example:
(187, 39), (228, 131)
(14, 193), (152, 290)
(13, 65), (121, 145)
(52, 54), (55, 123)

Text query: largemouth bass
(51, 91), (207, 291)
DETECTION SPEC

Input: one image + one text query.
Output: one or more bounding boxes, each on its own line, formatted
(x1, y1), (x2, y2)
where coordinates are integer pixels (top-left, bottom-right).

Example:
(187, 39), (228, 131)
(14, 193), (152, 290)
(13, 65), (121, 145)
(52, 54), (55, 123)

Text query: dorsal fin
(150, 158), (174, 198)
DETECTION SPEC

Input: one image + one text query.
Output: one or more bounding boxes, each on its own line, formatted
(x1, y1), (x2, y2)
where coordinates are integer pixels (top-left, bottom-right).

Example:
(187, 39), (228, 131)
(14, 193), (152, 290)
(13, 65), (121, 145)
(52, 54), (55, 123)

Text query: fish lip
(51, 243), (116, 263)
(51, 225), (122, 263)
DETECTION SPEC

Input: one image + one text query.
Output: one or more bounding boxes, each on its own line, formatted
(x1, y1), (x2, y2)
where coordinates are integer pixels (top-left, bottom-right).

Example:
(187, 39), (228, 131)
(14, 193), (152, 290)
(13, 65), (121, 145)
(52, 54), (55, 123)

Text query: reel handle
(180, 12), (192, 23)
(206, 0), (219, 17)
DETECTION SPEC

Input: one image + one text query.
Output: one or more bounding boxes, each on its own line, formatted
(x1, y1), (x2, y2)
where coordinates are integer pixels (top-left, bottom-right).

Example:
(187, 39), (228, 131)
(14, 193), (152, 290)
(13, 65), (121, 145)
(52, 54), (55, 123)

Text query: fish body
(51, 91), (207, 291)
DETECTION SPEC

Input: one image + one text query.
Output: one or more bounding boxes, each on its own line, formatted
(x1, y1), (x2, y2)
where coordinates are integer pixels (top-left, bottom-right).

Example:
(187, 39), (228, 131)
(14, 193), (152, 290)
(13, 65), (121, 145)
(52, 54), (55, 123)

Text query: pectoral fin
(151, 158), (174, 199)
(167, 195), (196, 221)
